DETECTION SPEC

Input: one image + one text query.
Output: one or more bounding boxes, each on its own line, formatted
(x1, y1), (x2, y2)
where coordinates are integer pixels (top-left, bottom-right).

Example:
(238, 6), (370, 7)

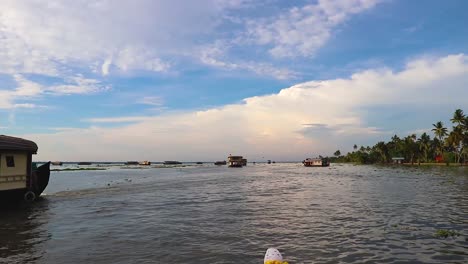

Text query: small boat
(163, 161), (182, 165)
(138, 161), (151, 165)
(0, 135), (50, 202)
(228, 155), (245, 167)
(303, 157), (330, 167)
(51, 161), (63, 166)
(77, 162), (92, 165)
(214, 161), (227, 165)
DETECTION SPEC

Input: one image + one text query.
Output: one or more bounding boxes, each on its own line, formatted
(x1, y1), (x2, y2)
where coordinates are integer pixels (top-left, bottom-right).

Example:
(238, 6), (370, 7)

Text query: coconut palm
(450, 109), (465, 126)
(373, 141), (388, 163)
(334, 150), (341, 157)
(417, 132), (431, 162)
(447, 126), (464, 163)
(432, 121), (448, 140)
(404, 134), (418, 164)
(432, 121), (448, 157)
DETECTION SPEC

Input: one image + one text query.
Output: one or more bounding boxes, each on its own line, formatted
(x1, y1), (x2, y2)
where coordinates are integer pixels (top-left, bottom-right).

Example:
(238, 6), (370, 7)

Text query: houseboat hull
(0, 162), (50, 202)
(303, 164), (329, 167)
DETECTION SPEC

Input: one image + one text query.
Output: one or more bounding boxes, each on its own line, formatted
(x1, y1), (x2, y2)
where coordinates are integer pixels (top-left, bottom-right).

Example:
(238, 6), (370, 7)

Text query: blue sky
(0, 0), (467, 161)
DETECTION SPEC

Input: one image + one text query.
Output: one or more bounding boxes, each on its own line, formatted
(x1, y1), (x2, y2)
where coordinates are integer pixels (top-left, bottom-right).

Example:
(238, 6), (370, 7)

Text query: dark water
(1, 164), (467, 263)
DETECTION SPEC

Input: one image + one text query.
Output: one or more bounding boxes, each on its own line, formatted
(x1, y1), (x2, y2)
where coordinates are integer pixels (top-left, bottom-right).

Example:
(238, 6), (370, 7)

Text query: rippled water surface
(1, 163), (467, 263)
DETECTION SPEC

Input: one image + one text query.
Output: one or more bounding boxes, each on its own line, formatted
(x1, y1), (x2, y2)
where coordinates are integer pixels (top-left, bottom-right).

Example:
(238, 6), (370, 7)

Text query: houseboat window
(6, 156), (15, 167)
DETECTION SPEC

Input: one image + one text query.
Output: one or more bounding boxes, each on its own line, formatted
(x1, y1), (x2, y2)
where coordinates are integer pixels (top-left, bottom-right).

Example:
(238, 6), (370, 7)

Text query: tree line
(331, 109), (468, 164)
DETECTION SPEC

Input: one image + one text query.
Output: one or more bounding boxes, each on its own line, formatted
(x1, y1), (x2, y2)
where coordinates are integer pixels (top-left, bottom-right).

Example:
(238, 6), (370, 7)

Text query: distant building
(391, 157), (405, 164)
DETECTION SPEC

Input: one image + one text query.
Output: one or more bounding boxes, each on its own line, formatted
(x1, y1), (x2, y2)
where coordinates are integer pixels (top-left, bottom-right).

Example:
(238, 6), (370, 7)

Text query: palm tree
(373, 141), (388, 163)
(432, 121), (448, 157)
(447, 126), (464, 163)
(451, 109), (465, 126)
(353, 144), (357, 151)
(390, 135), (401, 157)
(334, 150), (341, 157)
(417, 132), (431, 162)
(450, 110), (467, 163)
(403, 134), (418, 164)
(432, 121), (448, 140)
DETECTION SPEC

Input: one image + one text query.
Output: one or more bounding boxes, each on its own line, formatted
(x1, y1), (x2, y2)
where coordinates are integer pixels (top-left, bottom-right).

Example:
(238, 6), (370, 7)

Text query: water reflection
(0, 198), (51, 263)
(1, 164), (467, 263)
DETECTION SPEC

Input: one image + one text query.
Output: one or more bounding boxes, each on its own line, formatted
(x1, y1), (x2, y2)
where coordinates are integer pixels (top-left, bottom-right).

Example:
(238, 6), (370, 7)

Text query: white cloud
(0, 1), (381, 80)
(199, 42), (297, 79)
(24, 54), (468, 161)
(0, 0), (250, 77)
(139, 96), (164, 107)
(0, 75), (108, 109)
(46, 75), (110, 95)
(84, 116), (155, 123)
(244, 0), (380, 58)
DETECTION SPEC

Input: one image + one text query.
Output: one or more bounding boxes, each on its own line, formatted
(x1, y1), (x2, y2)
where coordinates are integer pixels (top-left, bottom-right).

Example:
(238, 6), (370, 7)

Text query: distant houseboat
(303, 157), (330, 167)
(214, 161), (227, 165)
(163, 161), (182, 165)
(0, 135), (50, 202)
(51, 161), (63, 166)
(138, 161), (151, 166)
(228, 155), (245, 167)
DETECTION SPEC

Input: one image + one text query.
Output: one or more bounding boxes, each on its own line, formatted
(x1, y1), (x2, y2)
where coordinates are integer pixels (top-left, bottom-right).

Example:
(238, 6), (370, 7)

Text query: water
(1, 163), (467, 263)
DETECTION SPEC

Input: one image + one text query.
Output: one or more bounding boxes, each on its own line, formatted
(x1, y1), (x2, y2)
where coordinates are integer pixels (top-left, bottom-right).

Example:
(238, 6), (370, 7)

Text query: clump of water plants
(434, 229), (460, 238)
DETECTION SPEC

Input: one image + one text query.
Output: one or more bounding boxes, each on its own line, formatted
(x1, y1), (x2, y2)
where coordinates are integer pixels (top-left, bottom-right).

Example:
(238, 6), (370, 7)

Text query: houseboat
(303, 157), (330, 167)
(138, 161), (151, 165)
(163, 161), (182, 165)
(228, 155), (245, 167)
(0, 135), (50, 202)
(51, 161), (63, 166)
(214, 160), (227, 165)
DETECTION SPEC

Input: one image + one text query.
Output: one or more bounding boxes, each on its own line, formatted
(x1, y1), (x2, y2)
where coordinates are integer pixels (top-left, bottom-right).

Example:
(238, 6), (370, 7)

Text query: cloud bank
(26, 54), (468, 161)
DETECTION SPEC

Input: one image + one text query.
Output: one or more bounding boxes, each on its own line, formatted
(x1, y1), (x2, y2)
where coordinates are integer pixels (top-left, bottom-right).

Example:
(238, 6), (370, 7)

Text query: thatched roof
(0, 135), (38, 153)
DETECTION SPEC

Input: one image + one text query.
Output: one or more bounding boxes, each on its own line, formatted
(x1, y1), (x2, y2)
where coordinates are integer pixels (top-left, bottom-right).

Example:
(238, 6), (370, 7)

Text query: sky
(0, 0), (467, 161)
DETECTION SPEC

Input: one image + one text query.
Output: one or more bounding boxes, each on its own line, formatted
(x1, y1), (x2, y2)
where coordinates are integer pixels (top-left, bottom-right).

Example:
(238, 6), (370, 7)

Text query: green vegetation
(51, 168), (107, 171)
(331, 109), (468, 164)
(434, 229), (460, 238)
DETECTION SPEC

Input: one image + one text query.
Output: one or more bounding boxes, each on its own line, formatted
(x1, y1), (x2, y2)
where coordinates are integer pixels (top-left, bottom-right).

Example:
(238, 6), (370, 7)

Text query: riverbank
(402, 162), (468, 166)
(332, 161), (468, 167)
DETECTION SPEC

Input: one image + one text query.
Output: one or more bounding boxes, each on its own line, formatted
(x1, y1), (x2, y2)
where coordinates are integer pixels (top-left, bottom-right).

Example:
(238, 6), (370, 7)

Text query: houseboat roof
(0, 135), (38, 153)
(304, 158), (323, 161)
